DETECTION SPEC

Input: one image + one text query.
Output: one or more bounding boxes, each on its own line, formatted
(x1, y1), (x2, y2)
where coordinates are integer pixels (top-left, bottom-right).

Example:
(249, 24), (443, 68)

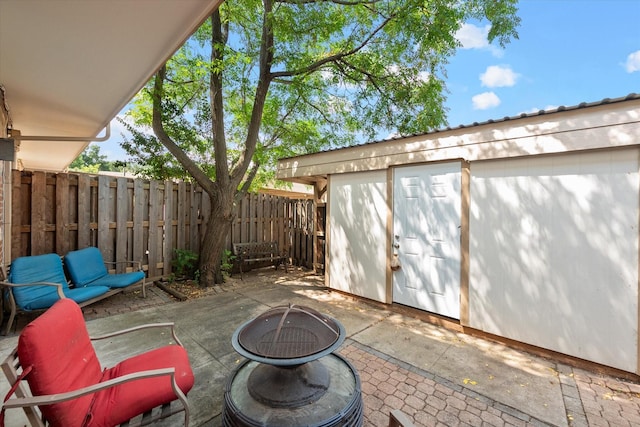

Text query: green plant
(172, 248), (199, 280)
(220, 249), (235, 279)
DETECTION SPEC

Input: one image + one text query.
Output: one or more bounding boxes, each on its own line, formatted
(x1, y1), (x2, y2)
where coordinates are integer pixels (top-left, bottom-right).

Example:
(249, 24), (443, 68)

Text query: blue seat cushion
(21, 285), (111, 311)
(9, 254), (70, 310)
(64, 286), (112, 305)
(15, 292), (63, 311)
(86, 271), (145, 289)
(64, 247), (109, 286)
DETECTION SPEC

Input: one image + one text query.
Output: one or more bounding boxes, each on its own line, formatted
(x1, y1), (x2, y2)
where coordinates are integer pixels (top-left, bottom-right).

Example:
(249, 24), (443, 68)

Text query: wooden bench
(232, 241), (289, 279)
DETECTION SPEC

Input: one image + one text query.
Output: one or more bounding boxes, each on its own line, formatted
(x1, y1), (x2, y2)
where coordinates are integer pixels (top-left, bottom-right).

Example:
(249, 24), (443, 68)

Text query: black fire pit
(223, 304), (363, 427)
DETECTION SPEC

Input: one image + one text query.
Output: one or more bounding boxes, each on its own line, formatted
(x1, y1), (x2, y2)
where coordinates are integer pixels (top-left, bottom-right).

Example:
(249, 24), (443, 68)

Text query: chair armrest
(2, 368), (184, 410)
(0, 281), (66, 300)
(104, 260), (142, 271)
(90, 323), (184, 347)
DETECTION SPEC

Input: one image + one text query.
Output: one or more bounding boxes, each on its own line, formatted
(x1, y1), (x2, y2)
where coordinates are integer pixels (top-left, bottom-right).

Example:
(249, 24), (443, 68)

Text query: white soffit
(0, 0), (223, 171)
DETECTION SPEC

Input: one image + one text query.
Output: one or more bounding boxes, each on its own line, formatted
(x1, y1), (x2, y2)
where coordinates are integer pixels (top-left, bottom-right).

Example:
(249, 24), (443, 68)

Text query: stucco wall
(328, 171), (388, 303)
(468, 149), (639, 372)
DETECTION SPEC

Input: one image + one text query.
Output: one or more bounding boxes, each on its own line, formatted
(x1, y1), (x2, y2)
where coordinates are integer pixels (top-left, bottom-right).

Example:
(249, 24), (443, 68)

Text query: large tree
(123, 0), (520, 285)
(69, 144), (125, 173)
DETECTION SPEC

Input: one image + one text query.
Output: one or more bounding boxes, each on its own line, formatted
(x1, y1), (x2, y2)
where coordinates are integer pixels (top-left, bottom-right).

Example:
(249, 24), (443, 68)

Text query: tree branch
(230, 0), (275, 188)
(335, 58), (384, 95)
(238, 161), (260, 196)
(151, 65), (214, 194)
(262, 95), (302, 149)
(269, 14), (393, 80)
(210, 10), (230, 188)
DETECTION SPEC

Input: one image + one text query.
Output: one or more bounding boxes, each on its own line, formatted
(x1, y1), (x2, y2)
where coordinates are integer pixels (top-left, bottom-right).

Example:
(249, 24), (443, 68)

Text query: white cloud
(480, 65), (519, 88)
(417, 71), (431, 83)
(387, 65), (431, 83)
(456, 23), (490, 49)
(455, 23), (503, 57)
(625, 50), (640, 73)
(472, 92), (501, 110)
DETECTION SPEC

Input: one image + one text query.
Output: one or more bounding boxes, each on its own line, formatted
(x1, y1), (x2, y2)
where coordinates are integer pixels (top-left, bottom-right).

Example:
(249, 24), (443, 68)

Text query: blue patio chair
(0, 253), (111, 335)
(64, 247), (146, 297)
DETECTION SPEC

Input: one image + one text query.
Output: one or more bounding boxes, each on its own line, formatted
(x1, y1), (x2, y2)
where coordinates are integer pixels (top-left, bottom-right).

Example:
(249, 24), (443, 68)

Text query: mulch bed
(154, 278), (225, 301)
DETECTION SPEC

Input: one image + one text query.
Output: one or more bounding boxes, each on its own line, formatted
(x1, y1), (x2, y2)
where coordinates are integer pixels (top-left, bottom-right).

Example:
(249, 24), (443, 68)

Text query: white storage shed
(276, 94), (640, 374)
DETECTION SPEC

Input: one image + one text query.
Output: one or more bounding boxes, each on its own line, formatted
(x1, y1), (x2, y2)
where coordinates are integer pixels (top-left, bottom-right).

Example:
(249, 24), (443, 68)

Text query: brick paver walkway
(341, 342), (552, 427)
(571, 369), (640, 427)
(82, 283), (173, 321)
(340, 341), (640, 427)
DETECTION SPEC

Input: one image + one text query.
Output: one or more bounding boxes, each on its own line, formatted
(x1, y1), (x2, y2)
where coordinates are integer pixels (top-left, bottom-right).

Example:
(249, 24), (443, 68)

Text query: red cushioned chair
(0, 299), (194, 427)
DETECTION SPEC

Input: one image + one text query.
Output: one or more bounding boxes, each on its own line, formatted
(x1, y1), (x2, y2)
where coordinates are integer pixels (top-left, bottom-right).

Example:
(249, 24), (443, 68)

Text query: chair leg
(4, 294), (17, 336)
(0, 291), (4, 333)
(183, 403), (190, 427)
(142, 278), (146, 298)
(389, 409), (415, 427)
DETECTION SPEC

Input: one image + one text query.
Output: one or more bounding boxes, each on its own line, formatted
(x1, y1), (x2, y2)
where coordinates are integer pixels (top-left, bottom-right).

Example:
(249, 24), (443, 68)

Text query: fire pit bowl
(231, 304), (346, 366)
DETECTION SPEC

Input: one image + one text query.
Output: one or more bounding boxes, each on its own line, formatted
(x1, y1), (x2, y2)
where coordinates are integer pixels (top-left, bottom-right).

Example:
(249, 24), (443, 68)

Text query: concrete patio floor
(1, 268), (639, 426)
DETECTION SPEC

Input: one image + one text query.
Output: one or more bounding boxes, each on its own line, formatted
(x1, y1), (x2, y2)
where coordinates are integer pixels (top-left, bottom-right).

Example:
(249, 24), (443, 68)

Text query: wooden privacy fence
(10, 170), (314, 278)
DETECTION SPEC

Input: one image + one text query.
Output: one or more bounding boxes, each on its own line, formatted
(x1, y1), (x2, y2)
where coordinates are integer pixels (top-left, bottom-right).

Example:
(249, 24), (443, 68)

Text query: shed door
(392, 162), (462, 319)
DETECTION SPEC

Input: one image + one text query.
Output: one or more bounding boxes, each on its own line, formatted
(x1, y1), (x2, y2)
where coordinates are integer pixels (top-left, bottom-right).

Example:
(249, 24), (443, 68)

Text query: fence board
(133, 179), (144, 265)
(30, 172), (46, 255)
(148, 180), (160, 277)
(55, 174), (69, 255)
(115, 177), (128, 271)
(164, 180), (174, 275)
(10, 170), (22, 256)
(97, 176), (110, 257)
(177, 181), (186, 250)
(189, 184), (198, 252)
(77, 173), (90, 248)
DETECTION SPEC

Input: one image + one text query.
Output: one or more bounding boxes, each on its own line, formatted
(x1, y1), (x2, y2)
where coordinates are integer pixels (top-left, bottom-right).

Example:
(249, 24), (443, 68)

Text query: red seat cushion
(17, 299), (102, 427)
(85, 345), (194, 427)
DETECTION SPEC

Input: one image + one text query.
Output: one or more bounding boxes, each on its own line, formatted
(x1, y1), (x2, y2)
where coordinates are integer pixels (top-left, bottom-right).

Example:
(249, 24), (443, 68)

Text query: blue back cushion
(9, 254), (68, 310)
(65, 247), (108, 286)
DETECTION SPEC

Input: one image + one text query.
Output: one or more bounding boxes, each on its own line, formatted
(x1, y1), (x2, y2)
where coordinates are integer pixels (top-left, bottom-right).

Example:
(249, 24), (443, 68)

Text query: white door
(393, 162), (462, 319)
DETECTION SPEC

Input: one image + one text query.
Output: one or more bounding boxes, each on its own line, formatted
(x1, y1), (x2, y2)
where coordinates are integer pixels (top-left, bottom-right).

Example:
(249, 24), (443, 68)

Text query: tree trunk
(199, 190), (235, 286)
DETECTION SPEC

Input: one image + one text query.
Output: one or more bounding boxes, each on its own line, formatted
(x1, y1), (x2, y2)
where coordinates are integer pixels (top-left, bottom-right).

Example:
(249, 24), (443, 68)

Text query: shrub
(221, 249), (235, 279)
(172, 248), (199, 280)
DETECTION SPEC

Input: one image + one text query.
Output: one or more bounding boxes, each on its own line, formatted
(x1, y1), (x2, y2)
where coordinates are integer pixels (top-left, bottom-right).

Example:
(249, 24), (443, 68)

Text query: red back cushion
(17, 299), (103, 427)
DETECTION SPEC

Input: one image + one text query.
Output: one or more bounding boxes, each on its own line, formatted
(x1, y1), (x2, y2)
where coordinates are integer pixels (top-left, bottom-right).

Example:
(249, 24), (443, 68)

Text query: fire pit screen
(234, 304), (343, 363)
(223, 303), (363, 427)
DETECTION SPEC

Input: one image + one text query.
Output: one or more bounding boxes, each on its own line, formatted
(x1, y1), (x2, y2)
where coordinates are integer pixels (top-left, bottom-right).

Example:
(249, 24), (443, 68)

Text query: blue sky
(99, 0), (640, 161)
(444, 0), (640, 127)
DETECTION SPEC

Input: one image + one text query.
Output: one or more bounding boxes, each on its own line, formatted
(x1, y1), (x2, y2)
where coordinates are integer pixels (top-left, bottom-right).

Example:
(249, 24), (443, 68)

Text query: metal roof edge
(280, 93), (640, 161)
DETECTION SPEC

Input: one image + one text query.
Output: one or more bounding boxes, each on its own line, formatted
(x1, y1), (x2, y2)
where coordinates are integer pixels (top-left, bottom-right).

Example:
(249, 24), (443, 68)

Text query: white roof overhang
(0, 0), (223, 171)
